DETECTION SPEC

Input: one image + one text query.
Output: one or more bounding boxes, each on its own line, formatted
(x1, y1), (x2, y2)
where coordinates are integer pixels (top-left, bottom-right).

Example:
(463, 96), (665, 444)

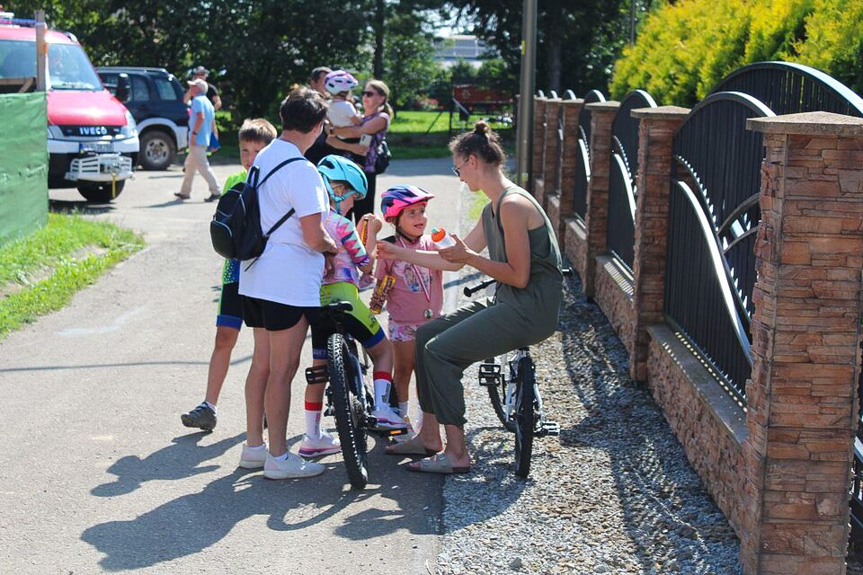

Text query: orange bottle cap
(431, 228), (446, 242)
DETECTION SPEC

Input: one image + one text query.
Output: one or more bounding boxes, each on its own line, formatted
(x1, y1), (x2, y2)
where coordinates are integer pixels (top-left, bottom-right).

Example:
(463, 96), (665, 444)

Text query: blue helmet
(317, 155), (368, 207)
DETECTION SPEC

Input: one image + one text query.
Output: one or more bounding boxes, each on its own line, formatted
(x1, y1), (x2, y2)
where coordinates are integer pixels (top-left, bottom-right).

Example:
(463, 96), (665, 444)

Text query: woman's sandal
(406, 453), (470, 475)
(384, 435), (438, 456)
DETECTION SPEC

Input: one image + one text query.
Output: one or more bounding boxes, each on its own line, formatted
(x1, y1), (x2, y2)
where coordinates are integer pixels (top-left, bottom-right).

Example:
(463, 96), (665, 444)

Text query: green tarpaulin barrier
(0, 92), (48, 246)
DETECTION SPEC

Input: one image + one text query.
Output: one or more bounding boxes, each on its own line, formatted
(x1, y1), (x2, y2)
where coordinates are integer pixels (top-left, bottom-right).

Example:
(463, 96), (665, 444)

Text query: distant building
(433, 35), (494, 69)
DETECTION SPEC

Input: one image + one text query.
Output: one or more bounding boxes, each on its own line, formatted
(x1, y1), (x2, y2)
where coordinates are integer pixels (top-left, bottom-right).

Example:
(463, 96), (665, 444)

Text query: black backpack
(374, 139), (391, 174)
(209, 157), (303, 261)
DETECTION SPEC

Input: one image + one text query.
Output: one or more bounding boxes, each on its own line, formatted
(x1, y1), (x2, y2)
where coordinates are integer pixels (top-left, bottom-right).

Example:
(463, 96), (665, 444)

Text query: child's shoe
(263, 452), (325, 479)
(181, 402), (217, 431)
(372, 404), (408, 430)
(238, 443), (268, 469)
(298, 431), (341, 458)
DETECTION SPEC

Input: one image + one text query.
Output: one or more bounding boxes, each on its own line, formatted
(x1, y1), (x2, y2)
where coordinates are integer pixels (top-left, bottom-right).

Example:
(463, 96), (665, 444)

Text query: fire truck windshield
(0, 39), (102, 91)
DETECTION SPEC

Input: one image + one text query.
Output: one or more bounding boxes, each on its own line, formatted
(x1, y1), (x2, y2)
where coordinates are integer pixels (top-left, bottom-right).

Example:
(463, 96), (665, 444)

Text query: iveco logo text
(80, 126), (108, 136)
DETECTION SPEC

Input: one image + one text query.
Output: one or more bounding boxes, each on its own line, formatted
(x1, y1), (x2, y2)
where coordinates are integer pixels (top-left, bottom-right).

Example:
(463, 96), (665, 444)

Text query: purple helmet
(324, 70), (358, 95)
(380, 185), (435, 221)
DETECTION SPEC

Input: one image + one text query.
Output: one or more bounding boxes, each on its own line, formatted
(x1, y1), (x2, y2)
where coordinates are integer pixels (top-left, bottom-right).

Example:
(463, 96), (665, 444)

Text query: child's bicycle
(463, 270), (571, 478)
(307, 301), (405, 489)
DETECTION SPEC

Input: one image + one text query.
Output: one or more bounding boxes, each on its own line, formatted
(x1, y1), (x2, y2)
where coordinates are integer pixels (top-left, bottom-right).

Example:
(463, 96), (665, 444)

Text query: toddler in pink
(373, 185), (444, 430)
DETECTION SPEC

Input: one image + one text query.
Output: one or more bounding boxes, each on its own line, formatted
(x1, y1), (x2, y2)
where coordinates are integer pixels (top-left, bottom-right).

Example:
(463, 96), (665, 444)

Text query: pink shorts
(388, 320), (423, 342)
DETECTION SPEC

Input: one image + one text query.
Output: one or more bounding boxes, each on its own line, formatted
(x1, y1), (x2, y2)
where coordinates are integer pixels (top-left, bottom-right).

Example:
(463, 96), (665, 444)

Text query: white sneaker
(372, 405), (408, 429)
(298, 431), (341, 459)
(238, 443), (268, 469)
(263, 452), (325, 479)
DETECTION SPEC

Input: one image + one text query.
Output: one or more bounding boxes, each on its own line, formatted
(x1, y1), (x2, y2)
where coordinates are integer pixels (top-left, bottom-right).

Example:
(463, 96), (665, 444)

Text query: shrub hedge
(609, 0), (863, 106)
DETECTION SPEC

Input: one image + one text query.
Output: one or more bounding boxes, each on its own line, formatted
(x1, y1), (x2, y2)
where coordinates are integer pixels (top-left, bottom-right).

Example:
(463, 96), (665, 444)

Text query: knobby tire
(514, 356), (536, 478)
(328, 333), (369, 489)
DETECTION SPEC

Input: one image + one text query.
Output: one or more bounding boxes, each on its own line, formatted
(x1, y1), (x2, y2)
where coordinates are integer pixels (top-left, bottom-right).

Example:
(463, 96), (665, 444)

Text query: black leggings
(350, 171), (376, 225)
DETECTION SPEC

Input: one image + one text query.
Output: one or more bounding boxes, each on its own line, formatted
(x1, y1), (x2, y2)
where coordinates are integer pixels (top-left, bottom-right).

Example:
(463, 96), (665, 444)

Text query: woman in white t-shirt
(237, 88), (339, 481)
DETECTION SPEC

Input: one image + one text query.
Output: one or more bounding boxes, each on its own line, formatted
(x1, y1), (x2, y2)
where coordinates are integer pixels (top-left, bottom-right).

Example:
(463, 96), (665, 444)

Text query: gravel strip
(432, 193), (742, 574)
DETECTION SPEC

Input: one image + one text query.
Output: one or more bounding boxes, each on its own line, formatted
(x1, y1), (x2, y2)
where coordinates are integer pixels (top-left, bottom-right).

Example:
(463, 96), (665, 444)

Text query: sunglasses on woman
(362, 91), (379, 98)
(451, 158), (469, 177)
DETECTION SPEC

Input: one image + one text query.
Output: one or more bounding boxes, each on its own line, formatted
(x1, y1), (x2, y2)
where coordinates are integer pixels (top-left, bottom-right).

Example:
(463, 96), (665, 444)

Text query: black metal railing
(666, 92), (774, 404)
(571, 89), (605, 221)
(552, 93), (564, 193)
(711, 61), (863, 117)
(852, 371), (863, 551)
(607, 90), (657, 272)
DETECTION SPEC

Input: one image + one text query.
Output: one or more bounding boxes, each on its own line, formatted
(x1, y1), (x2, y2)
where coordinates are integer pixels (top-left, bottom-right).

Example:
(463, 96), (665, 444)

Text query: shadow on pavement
(49, 199), (114, 215)
(82, 435), (442, 570)
(91, 433), (245, 497)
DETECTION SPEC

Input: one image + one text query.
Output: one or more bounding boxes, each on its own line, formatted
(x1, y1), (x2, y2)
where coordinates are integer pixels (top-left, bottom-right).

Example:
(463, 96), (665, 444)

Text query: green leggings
(415, 297), (555, 426)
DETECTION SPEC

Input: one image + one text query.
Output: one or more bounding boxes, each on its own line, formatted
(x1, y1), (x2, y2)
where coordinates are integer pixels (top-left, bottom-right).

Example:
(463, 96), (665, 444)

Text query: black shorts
(240, 295), (320, 332)
(217, 282), (243, 330)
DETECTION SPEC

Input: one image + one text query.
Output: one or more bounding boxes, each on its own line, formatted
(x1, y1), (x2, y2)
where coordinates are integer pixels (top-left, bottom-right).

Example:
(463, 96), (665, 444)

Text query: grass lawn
(0, 214), (145, 340)
(208, 110), (514, 163)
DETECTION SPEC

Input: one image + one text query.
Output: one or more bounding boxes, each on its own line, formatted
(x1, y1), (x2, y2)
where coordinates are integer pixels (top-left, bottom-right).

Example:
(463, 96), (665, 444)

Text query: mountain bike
(464, 272), (569, 478)
(309, 301), (403, 489)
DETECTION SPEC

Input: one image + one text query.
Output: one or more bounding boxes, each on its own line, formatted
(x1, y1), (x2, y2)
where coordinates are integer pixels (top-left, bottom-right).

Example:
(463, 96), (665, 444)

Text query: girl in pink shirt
(373, 185), (444, 428)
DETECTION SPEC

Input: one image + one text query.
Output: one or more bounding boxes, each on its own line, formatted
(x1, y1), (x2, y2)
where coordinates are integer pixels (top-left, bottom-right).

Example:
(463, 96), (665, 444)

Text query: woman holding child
(326, 79), (392, 223)
(378, 122), (564, 474)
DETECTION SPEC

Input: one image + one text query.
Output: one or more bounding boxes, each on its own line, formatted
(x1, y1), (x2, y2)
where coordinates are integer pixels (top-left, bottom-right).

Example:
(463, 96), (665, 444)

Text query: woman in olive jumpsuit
(378, 122), (563, 474)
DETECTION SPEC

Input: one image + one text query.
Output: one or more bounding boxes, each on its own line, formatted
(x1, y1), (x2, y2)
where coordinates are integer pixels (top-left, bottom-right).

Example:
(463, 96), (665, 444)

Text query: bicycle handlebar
(463, 267), (574, 298)
(463, 278), (496, 297)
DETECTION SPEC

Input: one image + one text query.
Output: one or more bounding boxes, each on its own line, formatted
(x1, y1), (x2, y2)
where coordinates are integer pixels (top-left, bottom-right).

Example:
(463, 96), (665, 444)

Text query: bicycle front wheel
(514, 356), (536, 478)
(328, 333), (369, 489)
(485, 354), (516, 433)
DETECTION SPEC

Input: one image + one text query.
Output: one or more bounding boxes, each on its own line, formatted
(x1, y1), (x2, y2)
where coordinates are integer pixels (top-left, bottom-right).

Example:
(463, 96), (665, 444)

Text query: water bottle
(432, 227), (456, 249)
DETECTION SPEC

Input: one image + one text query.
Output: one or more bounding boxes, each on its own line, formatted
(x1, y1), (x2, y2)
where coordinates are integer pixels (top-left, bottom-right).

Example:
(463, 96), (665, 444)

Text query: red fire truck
(0, 12), (139, 202)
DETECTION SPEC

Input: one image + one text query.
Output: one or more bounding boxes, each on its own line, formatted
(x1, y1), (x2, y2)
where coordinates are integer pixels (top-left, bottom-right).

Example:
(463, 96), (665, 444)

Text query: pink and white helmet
(380, 185), (435, 221)
(324, 70), (359, 95)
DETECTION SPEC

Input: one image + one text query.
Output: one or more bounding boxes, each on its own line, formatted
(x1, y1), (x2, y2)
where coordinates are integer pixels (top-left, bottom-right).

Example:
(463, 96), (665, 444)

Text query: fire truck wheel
(77, 181), (126, 203)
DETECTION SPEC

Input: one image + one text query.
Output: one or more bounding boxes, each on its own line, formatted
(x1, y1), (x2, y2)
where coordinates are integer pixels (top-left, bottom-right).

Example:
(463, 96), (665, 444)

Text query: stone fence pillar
(578, 101), (619, 298)
(541, 97), (563, 208)
(553, 98), (585, 245)
(531, 97), (547, 201)
(743, 112), (863, 575)
(628, 106), (690, 381)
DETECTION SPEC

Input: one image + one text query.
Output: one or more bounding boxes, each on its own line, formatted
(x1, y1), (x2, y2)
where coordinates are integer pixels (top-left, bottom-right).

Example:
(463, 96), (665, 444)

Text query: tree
(7, 0), (376, 120)
(448, 0), (632, 96)
(384, 7), (440, 109)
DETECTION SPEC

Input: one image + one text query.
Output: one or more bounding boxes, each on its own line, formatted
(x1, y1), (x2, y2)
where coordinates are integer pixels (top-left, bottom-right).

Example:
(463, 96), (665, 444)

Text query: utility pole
(515, 0), (537, 190)
(35, 10), (45, 91)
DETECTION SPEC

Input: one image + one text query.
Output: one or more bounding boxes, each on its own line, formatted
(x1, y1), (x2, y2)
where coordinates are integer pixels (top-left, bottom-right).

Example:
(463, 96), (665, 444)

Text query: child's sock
(398, 401), (409, 417)
(373, 372), (393, 409)
(203, 401), (216, 413)
(304, 401), (323, 439)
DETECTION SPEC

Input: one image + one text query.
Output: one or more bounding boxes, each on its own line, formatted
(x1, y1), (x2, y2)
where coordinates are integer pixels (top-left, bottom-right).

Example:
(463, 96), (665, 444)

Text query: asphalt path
(0, 157), (467, 574)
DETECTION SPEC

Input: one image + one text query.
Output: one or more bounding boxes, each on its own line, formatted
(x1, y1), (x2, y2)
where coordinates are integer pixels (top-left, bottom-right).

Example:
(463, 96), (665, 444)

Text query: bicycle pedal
(537, 421), (560, 437)
(478, 363), (502, 387)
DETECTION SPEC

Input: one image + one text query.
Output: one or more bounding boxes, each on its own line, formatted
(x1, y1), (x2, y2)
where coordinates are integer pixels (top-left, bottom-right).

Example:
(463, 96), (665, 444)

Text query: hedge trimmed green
(610, 0), (863, 106)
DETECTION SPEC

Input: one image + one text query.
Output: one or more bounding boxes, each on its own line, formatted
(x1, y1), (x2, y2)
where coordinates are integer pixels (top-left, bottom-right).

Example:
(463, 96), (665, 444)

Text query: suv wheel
(139, 129), (176, 171)
(78, 181), (126, 203)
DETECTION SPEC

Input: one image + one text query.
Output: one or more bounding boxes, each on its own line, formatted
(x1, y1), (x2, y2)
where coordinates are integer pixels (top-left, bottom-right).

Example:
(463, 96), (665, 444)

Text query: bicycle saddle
(323, 301), (353, 314)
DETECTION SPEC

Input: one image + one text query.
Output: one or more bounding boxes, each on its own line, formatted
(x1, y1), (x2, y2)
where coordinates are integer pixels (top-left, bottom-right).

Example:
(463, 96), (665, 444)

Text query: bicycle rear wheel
(484, 354), (516, 433)
(328, 333), (369, 489)
(514, 356), (536, 478)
